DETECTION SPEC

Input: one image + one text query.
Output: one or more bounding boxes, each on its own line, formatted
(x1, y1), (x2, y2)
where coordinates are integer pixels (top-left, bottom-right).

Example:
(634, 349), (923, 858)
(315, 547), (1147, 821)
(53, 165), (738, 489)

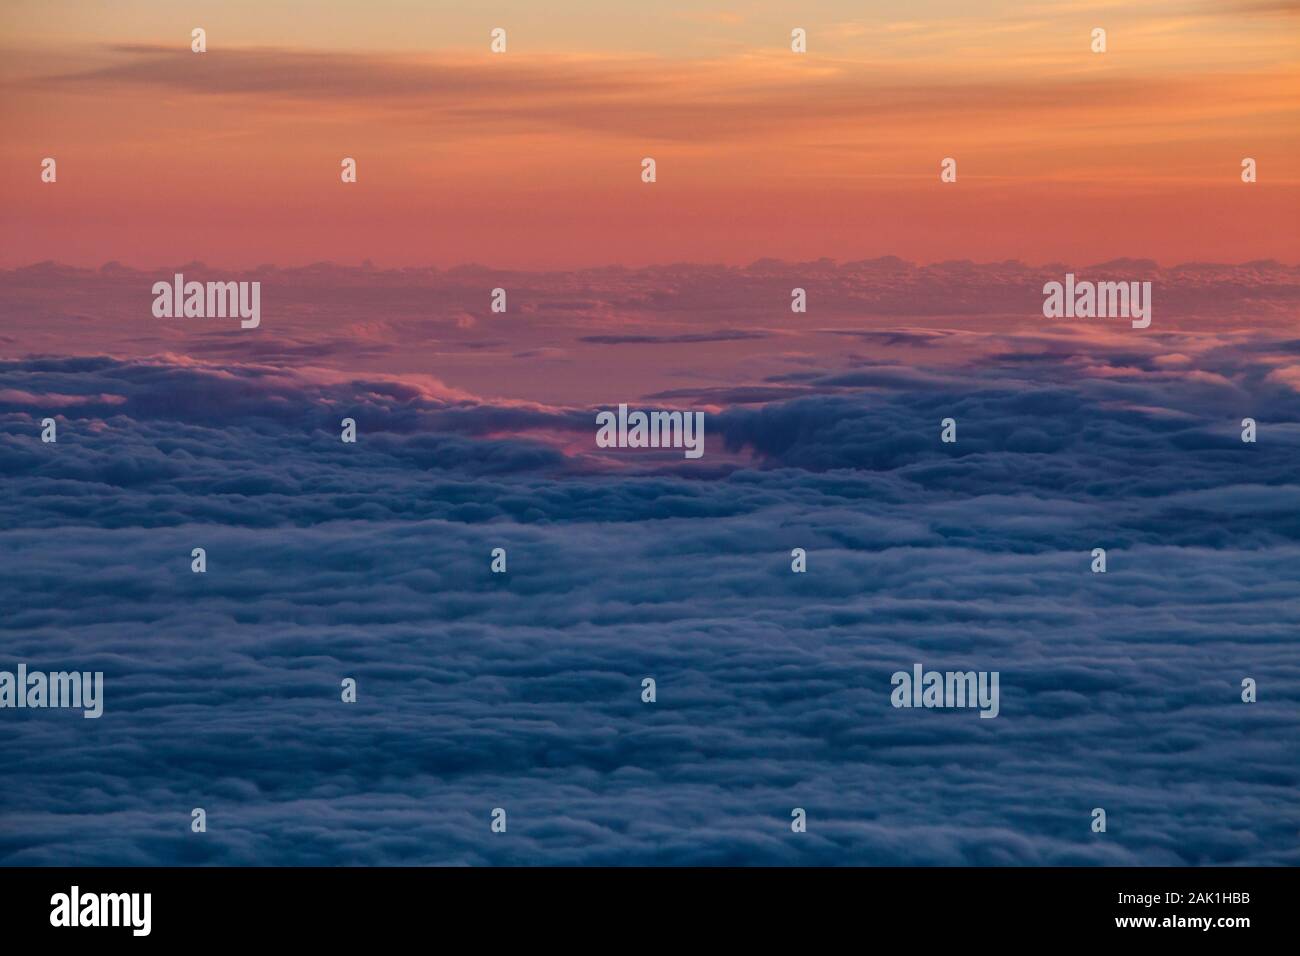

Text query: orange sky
(1, 0), (1297, 268)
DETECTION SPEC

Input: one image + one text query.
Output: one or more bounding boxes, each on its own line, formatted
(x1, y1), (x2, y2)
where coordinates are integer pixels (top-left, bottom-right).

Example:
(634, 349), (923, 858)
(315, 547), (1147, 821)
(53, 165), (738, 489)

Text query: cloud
(29, 44), (1300, 149)
(3, 259), (1297, 414)
(1, 335), (1297, 865)
(580, 330), (771, 345)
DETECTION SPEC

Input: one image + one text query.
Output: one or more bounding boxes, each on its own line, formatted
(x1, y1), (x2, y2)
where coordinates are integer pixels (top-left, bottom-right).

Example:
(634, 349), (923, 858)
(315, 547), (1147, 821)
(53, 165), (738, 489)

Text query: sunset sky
(3, 3), (1299, 870)
(2, 0), (1297, 268)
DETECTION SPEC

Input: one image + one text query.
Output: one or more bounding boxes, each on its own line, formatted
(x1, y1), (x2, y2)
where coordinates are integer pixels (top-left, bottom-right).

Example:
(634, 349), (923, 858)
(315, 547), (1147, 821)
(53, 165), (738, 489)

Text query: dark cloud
(0, 341), (1297, 865)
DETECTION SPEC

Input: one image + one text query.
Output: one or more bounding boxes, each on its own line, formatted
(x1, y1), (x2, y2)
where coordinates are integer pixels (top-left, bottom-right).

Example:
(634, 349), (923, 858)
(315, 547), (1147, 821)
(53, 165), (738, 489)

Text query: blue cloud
(0, 348), (1297, 865)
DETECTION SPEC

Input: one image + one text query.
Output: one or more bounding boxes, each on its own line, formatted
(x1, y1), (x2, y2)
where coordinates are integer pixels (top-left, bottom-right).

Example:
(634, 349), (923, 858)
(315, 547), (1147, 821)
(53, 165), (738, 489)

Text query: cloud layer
(1, 326), (1296, 865)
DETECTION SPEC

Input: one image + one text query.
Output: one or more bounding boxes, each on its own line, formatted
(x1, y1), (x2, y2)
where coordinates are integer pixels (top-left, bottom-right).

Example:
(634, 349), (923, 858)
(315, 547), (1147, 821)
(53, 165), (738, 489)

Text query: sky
(0, 2), (1298, 866)
(1, 0), (1298, 268)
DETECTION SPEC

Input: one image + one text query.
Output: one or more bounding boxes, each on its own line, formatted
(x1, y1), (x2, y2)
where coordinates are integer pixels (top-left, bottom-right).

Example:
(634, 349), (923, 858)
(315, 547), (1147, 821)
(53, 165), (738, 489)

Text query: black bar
(0, 866), (1286, 942)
